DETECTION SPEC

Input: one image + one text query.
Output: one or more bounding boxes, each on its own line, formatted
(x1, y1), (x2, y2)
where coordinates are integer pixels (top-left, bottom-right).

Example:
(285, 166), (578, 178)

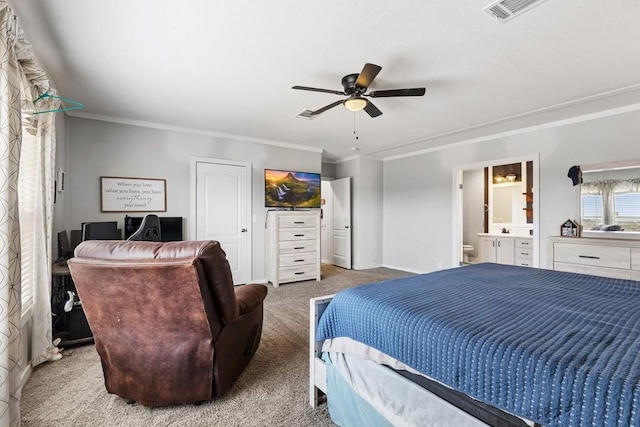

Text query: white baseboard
(352, 263), (384, 271)
(381, 264), (428, 275)
(242, 278), (268, 285)
(19, 363), (32, 389)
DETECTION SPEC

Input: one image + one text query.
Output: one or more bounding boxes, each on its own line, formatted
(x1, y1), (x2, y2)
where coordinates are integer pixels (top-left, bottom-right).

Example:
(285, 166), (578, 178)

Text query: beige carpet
(21, 265), (411, 426)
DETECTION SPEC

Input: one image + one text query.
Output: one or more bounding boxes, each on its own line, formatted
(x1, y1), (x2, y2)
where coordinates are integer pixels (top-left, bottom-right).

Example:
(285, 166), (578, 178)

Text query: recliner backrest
(72, 240), (239, 328)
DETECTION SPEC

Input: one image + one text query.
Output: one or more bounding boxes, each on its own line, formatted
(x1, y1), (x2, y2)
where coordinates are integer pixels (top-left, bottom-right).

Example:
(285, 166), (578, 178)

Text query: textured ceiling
(11, 0), (640, 162)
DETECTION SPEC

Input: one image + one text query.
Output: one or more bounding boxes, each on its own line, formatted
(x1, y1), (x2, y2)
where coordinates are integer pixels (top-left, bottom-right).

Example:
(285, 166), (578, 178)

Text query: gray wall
(383, 109), (640, 273)
(321, 162), (336, 179)
(65, 117), (321, 281)
(336, 156), (384, 270)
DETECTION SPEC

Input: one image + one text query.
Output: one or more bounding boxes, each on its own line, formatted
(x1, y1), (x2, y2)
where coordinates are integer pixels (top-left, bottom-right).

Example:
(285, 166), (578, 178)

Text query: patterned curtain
(0, 4), (26, 426)
(0, 2), (60, 424)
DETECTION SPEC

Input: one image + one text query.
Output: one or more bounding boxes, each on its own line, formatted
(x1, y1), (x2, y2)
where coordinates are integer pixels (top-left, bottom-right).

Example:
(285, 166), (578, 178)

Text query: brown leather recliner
(67, 240), (267, 407)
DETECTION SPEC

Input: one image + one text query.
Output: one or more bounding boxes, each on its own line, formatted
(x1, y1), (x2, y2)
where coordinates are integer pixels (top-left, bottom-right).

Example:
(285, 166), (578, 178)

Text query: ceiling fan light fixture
(343, 97), (367, 112)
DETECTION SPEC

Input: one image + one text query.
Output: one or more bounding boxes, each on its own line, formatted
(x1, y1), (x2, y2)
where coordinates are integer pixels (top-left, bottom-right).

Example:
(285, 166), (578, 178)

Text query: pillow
(591, 224), (623, 231)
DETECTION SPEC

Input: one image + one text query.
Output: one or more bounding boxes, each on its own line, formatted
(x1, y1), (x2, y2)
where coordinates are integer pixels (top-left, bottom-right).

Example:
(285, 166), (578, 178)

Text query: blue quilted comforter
(316, 263), (640, 426)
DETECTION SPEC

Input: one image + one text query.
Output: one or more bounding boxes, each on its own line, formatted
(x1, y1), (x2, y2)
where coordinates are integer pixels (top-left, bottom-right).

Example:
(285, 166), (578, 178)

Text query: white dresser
(477, 234), (533, 267)
(549, 237), (640, 280)
(266, 211), (321, 287)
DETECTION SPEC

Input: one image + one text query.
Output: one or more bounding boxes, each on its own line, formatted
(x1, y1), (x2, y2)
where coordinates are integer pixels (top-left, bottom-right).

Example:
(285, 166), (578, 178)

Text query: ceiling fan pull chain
(353, 111), (358, 140)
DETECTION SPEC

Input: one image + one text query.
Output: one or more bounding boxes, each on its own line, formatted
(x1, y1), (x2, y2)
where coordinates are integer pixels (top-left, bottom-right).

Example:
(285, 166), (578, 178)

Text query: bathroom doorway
(452, 154), (539, 268)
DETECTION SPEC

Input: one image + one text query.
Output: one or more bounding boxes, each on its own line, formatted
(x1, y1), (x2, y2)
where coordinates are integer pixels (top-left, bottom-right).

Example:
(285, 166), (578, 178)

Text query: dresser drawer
(515, 248), (533, 259)
(514, 258), (533, 267)
(279, 252), (317, 267)
(279, 265), (318, 283)
(278, 215), (317, 228)
(278, 228), (317, 241)
(632, 248), (640, 271)
(515, 238), (533, 249)
(553, 243), (631, 269)
(554, 262), (631, 280)
(279, 240), (315, 254)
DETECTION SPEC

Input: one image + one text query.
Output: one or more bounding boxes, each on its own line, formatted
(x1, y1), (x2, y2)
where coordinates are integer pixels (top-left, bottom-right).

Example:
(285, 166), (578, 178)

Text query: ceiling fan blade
(367, 88), (426, 98)
(363, 100), (383, 118)
(292, 85), (345, 96)
(355, 63), (382, 90)
(311, 99), (344, 115)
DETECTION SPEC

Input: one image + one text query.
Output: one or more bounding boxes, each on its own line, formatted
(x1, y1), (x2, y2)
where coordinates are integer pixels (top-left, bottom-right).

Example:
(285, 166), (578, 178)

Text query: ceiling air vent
(295, 109), (318, 120)
(484, 0), (550, 22)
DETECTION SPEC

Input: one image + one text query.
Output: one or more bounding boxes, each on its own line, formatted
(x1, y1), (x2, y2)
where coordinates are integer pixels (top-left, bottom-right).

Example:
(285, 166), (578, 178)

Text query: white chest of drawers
(266, 211), (321, 287)
(549, 237), (640, 280)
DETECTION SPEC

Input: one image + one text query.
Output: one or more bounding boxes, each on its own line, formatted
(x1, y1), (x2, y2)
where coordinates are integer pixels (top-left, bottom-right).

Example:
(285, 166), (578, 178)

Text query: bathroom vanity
(477, 233), (533, 267)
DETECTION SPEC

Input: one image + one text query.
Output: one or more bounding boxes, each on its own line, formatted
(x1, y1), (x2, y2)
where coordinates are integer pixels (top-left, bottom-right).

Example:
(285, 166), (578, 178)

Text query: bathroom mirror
(580, 159), (640, 238)
(492, 184), (522, 224)
(489, 162), (532, 228)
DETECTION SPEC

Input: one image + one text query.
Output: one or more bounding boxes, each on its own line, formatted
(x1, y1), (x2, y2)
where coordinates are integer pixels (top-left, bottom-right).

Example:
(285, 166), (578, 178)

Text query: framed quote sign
(100, 176), (167, 212)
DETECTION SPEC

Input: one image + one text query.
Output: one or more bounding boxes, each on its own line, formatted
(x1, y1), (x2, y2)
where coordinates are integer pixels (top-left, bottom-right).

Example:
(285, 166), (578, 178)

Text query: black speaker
(68, 306), (92, 341)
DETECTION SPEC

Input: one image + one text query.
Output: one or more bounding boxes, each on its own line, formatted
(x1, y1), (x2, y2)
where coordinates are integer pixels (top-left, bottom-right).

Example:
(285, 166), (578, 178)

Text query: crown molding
(381, 101), (640, 162)
(66, 111), (324, 154)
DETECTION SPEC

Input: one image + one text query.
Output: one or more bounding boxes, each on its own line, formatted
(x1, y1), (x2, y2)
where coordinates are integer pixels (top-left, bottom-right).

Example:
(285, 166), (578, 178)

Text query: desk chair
(127, 214), (161, 241)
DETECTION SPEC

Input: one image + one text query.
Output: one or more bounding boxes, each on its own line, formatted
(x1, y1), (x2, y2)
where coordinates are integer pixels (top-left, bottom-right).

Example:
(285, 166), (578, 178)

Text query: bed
(309, 263), (640, 427)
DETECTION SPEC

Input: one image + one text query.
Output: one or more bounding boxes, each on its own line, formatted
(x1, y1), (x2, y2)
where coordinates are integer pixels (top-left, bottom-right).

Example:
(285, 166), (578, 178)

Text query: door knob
(345, 225), (349, 229)
(241, 228), (247, 232)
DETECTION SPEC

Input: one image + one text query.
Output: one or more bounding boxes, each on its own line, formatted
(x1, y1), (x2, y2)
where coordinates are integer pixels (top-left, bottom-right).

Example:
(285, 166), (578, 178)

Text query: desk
(51, 263), (93, 347)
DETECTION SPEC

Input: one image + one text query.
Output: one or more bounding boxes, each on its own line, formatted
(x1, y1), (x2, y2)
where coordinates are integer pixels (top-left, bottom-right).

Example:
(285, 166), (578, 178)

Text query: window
(581, 194), (603, 230)
(615, 192), (640, 232)
(18, 124), (38, 314)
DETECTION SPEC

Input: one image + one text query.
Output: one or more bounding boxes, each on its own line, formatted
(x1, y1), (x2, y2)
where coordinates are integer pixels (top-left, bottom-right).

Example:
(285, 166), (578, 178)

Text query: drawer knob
(294, 259), (305, 262)
(294, 221), (305, 224)
(294, 234), (305, 237)
(294, 272), (304, 275)
(579, 255), (600, 260)
(294, 246), (304, 250)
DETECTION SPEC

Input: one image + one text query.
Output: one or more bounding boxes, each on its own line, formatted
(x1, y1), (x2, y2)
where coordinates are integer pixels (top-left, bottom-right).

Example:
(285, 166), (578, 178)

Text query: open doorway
(453, 154), (539, 268)
(320, 177), (352, 269)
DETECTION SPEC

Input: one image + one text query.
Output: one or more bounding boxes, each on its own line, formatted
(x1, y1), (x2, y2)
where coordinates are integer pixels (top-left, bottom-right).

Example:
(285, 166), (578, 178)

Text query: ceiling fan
(292, 63), (425, 118)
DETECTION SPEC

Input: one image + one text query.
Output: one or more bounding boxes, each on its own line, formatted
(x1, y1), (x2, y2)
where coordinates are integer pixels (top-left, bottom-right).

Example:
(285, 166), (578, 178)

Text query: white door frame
(331, 177), (352, 269)
(190, 156), (252, 282)
(320, 179), (334, 264)
(452, 153), (540, 268)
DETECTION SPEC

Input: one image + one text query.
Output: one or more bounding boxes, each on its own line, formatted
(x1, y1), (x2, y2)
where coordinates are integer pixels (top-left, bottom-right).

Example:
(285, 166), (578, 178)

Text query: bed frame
(309, 294), (333, 408)
(309, 294), (536, 427)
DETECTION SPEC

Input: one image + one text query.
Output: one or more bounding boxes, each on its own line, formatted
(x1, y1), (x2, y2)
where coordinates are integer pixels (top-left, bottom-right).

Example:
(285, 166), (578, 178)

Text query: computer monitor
(82, 221), (120, 241)
(124, 216), (183, 241)
(57, 230), (73, 260)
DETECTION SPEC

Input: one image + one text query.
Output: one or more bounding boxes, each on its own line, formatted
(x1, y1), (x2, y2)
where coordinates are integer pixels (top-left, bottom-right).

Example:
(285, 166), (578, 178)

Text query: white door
(194, 160), (250, 285)
(331, 177), (351, 269)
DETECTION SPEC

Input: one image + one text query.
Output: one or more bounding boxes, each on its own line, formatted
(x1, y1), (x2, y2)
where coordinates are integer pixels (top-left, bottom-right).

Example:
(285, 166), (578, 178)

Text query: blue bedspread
(316, 263), (640, 426)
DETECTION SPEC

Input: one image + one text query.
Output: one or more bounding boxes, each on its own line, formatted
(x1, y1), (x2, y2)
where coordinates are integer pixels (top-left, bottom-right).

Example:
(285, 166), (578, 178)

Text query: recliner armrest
(234, 284), (267, 315)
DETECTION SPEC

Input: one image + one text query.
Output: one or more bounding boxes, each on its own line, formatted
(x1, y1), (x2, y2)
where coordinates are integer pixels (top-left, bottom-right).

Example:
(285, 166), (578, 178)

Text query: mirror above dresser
(580, 159), (640, 239)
